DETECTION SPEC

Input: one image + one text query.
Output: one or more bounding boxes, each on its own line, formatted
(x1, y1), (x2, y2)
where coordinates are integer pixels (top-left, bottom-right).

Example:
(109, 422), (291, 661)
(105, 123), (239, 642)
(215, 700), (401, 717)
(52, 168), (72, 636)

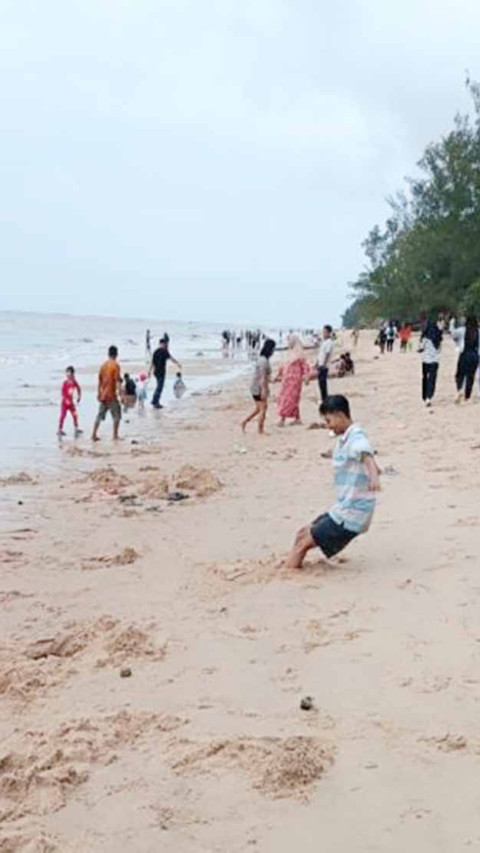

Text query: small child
(286, 395), (380, 568)
(58, 366), (82, 438)
(137, 372), (149, 410)
(173, 371), (186, 399)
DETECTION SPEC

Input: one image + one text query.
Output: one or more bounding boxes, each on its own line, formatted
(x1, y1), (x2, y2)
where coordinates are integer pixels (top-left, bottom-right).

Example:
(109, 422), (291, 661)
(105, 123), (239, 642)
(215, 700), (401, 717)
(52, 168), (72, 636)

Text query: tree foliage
(345, 80), (480, 326)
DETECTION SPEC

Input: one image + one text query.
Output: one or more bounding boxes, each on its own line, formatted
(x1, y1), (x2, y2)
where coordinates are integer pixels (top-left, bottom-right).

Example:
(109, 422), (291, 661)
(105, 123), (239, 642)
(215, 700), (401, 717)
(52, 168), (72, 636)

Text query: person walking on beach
(146, 329), (152, 358)
(276, 334), (310, 426)
(419, 320), (442, 407)
(92, 346), (122, 442)
(386, 321), (397, 353)
(399, 323), (412, 352)
(453, 315), (479, 403)
(317, 325), (334, 403)
(149, 335), (182, 409)
(241, 338), (276, 434)
(58, 366), (82, 438)
(286, 395), (379, 568)
(376, 324), (387, 355)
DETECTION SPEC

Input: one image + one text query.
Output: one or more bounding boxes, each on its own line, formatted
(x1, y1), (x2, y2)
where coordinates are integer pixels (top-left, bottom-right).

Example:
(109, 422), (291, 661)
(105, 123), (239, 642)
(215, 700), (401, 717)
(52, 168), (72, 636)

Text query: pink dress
(277, 358), (309, 419)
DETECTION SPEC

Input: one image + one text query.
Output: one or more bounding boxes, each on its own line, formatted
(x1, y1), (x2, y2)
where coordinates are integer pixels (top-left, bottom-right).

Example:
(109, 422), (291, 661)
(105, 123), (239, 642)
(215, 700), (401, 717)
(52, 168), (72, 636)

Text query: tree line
(343, 80), (480, 328)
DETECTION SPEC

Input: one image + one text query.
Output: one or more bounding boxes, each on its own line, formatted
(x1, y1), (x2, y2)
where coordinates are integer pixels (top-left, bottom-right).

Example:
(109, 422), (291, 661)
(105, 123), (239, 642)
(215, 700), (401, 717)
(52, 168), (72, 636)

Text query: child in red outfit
(58, 366), (82, 438)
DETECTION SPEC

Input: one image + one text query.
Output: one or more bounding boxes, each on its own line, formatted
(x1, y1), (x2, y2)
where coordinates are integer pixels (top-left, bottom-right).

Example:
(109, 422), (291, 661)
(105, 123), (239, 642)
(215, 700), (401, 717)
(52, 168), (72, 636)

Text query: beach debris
(307, 422), (322, 430)
(167, 491), (189, 503)
(321, 450), (333, 460)
(300, 696), (315, 712)
(120, 667), (132, 678)
(383, 465), (399, 476)
(118, 493), (140, 505)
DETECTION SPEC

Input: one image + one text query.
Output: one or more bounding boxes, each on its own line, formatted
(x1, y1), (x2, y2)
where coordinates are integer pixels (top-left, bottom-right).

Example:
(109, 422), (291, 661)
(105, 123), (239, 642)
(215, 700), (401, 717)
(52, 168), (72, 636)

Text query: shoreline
(3, 332), (480, 851)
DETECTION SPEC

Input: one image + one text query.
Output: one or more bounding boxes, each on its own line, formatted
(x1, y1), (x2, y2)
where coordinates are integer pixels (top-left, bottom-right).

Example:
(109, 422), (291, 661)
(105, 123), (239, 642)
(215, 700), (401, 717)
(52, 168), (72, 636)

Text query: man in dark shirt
(150, 335), (182, 409)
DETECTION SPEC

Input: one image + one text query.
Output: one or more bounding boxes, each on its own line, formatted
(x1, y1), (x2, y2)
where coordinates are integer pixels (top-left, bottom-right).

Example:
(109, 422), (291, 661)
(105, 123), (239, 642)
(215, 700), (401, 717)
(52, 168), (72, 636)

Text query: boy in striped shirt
(286, 395), (380, 568)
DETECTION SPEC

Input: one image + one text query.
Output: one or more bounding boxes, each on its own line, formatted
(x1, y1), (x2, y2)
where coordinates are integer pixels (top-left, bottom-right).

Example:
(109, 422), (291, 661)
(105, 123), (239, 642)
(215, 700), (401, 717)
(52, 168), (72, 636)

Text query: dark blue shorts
(310, 513), (358, 558)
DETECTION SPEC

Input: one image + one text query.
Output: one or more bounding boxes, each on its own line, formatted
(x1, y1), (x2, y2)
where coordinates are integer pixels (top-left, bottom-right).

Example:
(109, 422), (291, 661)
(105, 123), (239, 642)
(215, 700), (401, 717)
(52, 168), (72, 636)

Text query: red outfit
(59, 378), (81, 430)
(277, 358), (309, 419)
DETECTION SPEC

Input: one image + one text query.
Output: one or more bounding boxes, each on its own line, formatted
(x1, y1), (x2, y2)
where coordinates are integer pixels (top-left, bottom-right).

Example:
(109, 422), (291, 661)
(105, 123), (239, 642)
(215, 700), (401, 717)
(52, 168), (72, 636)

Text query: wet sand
(2, 332), (480, 851)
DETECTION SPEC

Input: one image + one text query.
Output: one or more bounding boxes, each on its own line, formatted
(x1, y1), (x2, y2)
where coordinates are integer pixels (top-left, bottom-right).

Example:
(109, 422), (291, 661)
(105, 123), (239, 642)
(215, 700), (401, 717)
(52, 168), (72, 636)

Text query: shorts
(97, 399), (122, 424)
(310, 513), (358, 558)
(252, 394), (263, 402)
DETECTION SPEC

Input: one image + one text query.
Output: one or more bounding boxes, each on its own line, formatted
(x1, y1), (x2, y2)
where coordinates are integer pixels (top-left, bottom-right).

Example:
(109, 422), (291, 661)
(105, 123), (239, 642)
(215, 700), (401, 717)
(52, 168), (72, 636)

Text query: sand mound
(0, 473), (36, 487)
(172, 736), (334, 799)
(1, 618), (166, 704)
(0, 711), (185, 824)
(82, 548), (140, 570)
(97, 625), (167, 668)
(82, 467), (131, 493)
(174, 465), (222, 498)
(0, 831), (59, 851)
(138, 478), (170, 500)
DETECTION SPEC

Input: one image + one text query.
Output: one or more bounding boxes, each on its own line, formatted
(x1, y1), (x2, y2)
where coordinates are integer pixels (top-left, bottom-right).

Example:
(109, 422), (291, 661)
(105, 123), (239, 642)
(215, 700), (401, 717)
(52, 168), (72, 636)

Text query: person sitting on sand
(286, 395), (380, 568)
(92, 345), (122, 442)
(241, 339), (276, 435)
(58, 366), (82, 439)
(275, 334), (310, 426)
(122, 373), (137, 410)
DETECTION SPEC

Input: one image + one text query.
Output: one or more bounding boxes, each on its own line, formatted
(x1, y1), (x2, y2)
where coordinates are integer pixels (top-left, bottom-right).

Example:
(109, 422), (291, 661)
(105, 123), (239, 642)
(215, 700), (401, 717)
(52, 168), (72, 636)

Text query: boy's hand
(364, 454), (381, 491)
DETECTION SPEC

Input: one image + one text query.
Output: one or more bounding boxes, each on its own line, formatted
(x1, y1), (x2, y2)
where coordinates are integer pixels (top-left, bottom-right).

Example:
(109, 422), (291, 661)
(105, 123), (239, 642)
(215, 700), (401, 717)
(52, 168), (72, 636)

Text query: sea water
(0, 311), (252, 475)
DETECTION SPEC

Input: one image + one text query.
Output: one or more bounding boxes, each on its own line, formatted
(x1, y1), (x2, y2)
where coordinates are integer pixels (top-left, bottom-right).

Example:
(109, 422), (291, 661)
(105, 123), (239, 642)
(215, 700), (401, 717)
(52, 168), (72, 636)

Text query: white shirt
(318, 338), (334, 368)
(421, 338), (440, 364)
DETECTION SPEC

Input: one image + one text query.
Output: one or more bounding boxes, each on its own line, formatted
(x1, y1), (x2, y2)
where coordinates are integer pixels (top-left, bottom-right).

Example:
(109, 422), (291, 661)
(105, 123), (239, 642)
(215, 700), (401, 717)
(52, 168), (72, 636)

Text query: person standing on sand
(58, 366), (82, 438)
(276, 334), (310, 426)
(386, 321), (397, 353)
(149, 335), (182, 409)
(241, 339), (276, 434)
(92, 346), (122, 442)
(146, 329), (151, 358)
(453, 315), (479, 403)
(419, 320), (442, 407)
(399, 324), (412, 353)
(286, 395), (380, 568)
(316, 325), (334, 403)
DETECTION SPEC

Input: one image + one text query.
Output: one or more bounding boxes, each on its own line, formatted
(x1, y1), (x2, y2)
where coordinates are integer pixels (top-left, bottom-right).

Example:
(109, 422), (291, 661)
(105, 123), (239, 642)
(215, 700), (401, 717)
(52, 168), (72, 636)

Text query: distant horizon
(0, 306), (334, 331)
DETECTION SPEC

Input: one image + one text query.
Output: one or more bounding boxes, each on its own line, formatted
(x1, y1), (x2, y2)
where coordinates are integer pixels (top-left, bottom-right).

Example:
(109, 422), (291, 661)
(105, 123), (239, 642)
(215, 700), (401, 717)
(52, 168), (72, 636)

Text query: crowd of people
(372, 315), (480, 407)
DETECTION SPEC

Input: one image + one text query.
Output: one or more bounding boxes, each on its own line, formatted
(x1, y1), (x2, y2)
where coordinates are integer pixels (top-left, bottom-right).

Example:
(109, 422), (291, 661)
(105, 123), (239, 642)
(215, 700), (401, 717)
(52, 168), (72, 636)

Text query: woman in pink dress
(276, 335), (310, 426)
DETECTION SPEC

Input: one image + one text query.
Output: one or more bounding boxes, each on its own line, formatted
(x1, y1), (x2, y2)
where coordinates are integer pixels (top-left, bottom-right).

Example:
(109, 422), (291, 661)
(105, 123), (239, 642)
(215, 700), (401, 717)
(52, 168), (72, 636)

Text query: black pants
(152, 374), (165, 406)
(456, 350), (479, 400)
(386, 339), (394, 352)
(318, 366), (329, 403)
(422, 362), (438, 401)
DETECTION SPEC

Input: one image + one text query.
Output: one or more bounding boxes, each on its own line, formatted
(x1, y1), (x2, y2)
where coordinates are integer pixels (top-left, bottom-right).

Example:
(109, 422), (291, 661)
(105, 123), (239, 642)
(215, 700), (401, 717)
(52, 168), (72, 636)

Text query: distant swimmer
(92, 345), (122, 442)
(286, 395), (380, 569)
(57, 366), (82, 439)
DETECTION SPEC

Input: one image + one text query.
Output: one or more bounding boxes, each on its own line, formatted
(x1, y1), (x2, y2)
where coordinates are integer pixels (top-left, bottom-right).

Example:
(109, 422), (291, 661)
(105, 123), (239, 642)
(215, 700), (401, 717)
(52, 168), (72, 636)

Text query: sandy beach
(2, 332), (480, 852)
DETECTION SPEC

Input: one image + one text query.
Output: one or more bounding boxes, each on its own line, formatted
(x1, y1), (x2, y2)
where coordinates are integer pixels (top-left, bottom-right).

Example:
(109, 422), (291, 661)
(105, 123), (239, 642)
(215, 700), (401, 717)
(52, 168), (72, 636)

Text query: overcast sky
(1, 0), (480, 326)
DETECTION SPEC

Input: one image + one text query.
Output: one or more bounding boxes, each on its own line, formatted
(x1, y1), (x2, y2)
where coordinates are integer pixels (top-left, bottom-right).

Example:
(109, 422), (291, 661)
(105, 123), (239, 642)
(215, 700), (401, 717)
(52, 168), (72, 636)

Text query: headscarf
(421, 320), (442, 350)
(286, 333), (305, 363)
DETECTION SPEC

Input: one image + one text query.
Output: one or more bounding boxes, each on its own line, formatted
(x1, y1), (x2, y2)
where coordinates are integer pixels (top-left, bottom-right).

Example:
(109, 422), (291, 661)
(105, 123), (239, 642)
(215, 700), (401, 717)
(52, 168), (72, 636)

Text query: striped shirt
(329, 424), (376, 533)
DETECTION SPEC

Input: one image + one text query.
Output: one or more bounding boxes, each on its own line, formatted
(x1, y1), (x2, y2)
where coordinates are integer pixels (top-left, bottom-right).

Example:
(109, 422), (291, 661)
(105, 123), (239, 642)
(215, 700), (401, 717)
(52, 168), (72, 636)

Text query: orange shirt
(98, 359), (121, 403)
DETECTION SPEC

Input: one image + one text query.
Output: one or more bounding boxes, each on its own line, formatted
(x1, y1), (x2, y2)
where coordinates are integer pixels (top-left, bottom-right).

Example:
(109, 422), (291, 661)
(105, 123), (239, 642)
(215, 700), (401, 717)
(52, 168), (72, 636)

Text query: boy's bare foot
(91, 436), (101, 442)
(241, 421), (247, 433)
